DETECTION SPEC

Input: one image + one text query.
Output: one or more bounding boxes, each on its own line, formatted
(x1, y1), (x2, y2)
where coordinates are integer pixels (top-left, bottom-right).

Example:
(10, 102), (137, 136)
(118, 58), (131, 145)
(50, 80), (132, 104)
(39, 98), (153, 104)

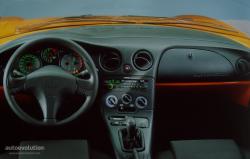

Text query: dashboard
(0, 25), (248, 118)
(0, 25), (248, 86)
(0, 25), (249, 109)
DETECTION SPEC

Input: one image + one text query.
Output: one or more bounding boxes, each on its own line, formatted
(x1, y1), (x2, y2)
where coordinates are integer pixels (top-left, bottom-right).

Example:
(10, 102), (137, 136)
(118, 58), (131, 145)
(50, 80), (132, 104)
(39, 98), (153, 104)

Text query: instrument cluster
(16, 47), (85, 75)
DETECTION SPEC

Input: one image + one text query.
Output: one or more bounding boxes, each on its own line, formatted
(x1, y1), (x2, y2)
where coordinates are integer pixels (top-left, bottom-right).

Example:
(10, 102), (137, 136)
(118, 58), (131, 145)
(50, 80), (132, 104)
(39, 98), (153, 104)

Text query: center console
(101, 76), (154, 159)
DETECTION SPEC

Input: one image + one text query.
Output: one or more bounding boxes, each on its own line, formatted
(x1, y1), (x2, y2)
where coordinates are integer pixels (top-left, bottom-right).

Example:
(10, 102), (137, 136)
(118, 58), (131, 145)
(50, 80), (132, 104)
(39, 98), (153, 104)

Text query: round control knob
(121, 94), (133, 104)
(135, 96), (148, 109)
(105, 95), (118, 108)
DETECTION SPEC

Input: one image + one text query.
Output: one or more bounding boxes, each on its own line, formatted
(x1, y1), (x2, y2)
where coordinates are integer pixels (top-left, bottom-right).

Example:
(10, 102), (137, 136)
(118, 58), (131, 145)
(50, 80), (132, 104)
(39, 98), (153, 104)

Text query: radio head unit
(103, 79), (149, 91)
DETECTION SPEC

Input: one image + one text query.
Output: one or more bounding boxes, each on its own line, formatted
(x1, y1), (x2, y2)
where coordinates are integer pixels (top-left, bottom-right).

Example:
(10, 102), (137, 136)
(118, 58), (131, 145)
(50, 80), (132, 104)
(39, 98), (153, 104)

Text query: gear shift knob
(126, 117), (136, 139)
(120, 116), (143, 150)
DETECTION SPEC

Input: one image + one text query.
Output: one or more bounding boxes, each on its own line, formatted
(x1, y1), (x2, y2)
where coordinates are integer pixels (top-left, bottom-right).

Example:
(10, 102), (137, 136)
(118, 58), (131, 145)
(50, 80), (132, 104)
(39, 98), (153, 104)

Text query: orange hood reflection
(0, 15), (249, 47)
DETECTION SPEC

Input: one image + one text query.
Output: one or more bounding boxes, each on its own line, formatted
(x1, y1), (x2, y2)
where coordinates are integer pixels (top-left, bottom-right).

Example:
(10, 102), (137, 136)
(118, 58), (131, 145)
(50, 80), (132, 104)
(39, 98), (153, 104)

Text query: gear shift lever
(120, 116), (144, 151)
(126, 117), (137, 139)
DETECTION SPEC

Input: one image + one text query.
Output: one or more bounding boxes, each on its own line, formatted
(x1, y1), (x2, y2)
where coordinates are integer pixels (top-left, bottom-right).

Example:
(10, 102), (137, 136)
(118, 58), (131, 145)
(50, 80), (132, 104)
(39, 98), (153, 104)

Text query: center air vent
(100, 51), (122, 71)
(236, 58), (250, 74)
(133, 50), (153, 70)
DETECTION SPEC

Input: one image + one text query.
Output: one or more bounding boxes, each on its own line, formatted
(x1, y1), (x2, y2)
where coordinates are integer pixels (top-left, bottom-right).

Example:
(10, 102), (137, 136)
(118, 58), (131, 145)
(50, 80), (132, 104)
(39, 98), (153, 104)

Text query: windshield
(0, 0), (250, 35)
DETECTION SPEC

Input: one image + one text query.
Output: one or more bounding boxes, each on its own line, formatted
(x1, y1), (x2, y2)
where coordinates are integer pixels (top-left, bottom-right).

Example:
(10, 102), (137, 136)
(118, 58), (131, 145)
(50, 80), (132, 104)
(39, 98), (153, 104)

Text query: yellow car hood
(0, 15), (249, 47)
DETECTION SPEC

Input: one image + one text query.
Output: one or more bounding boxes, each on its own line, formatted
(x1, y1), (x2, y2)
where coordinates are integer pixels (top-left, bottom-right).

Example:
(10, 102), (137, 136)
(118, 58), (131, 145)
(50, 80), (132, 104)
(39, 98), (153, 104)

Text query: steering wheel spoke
(8, 75), (26, 94)
(76, 76), (95, 96)
(36, 92), (61, 123)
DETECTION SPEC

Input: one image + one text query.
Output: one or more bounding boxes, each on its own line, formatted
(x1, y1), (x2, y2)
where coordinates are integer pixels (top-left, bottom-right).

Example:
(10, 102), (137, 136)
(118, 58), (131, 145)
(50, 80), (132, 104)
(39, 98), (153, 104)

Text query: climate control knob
(121, 94), (133, 104)
(105, 95), (118, 108)
(135, 96), (148, 109)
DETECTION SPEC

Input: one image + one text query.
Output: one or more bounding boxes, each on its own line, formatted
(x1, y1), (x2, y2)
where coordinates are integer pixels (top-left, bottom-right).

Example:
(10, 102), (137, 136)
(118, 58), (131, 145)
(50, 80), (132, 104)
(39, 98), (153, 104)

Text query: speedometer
(18, 54), (41, 74)
(60, 53), (84, 74)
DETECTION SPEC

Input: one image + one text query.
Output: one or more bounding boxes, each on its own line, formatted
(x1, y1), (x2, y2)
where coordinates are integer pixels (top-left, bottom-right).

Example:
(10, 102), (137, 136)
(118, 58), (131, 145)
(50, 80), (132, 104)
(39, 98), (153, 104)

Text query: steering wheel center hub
(26, 65), (77, 96)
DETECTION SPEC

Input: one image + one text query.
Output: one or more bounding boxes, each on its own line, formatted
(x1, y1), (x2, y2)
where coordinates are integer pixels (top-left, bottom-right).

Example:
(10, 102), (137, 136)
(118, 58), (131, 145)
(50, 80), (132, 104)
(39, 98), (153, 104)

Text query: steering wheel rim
(3, 37), (98, 126)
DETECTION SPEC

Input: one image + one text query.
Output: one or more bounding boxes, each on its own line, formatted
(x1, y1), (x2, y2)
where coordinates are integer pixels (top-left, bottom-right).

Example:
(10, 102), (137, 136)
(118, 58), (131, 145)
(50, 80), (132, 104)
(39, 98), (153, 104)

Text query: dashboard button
(109, 116), (126, 121)
(105, 95), (118, 108)
(110, 121), (120, 126)
(123, 64), (133, 73)
(135, 118), (149, 128)
(135, 96), (148, 109)
(129, 104), (135, 108)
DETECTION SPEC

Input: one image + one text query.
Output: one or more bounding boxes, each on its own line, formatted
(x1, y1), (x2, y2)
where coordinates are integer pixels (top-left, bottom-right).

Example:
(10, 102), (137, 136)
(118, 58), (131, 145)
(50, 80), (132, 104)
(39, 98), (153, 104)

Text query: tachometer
(41, 48), (58, 63)
(18, 54), (41, 74)
(60, 53), (84, 74)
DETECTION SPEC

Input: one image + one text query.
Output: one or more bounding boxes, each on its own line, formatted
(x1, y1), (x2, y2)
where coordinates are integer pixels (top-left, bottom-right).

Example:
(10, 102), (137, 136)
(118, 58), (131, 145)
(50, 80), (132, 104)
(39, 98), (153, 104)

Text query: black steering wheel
(3, 37), (98, 125)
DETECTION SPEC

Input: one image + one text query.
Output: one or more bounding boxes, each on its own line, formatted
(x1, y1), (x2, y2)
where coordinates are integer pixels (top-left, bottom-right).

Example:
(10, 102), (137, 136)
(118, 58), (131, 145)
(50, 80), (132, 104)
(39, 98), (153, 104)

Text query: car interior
(0, 14), (249, 159)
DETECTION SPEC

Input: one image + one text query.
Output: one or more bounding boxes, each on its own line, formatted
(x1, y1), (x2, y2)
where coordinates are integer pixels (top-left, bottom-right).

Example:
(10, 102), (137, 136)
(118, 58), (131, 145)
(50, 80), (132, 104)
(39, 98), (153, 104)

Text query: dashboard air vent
(236, 58), (250, 74)
(133, 50), (153, 70)
(100, 51), (122, 71)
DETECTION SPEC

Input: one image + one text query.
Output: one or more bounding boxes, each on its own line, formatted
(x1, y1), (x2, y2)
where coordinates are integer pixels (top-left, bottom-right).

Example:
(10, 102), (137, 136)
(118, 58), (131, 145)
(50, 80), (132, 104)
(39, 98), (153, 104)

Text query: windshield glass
(0, 0), (250, 35)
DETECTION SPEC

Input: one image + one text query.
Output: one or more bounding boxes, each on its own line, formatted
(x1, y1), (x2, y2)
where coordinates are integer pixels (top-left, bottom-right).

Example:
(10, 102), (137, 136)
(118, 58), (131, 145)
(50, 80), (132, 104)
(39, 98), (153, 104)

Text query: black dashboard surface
(0, 25), (249, 82)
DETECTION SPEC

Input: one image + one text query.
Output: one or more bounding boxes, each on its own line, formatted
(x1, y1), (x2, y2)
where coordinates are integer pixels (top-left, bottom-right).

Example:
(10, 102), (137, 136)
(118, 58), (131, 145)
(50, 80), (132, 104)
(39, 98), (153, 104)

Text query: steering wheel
(3, 37), (98, 125)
